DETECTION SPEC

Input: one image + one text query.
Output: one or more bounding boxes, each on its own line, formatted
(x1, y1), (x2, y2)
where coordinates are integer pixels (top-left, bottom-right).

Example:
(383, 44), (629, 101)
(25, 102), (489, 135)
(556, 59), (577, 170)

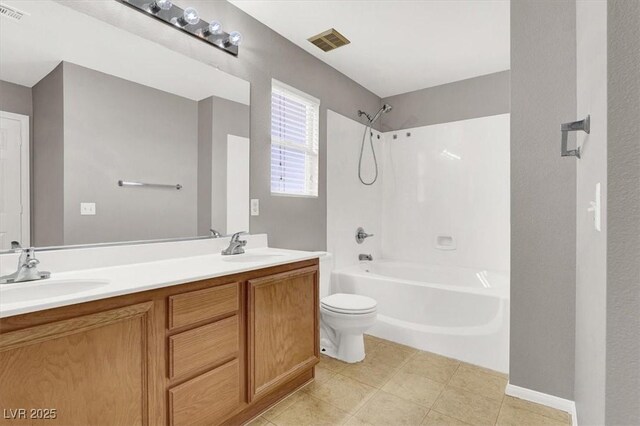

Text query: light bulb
(228, 31), (243, 46)
(148, 0), (172, 13)
(207, 20), (223, 35)
(182, 7), (199, 25)
(156, 0), (172, 10)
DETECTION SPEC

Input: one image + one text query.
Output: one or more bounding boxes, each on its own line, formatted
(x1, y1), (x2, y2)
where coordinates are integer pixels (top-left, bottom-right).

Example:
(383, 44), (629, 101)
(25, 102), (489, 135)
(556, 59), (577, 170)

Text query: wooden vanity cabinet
(0, 258), (319, 426)
(248, 266), (319, 402)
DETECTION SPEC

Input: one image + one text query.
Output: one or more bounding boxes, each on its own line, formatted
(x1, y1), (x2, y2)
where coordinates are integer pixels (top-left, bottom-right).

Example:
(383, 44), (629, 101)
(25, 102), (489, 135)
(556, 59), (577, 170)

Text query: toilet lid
(321, 293), (377, 314)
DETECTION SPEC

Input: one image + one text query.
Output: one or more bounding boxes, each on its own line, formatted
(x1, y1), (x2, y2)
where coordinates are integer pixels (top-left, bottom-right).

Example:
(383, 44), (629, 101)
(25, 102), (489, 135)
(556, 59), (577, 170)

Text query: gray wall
(380, 71), (511, 132)
(510, 0), (576, 399)
(62, 62), (199, 245)
(32, 64), (65, 247)
(605, 0), (640, 423)
(197, 96), (250, 236)
(0, 80), (32, 118)
(574, 1), (607, 424)
(57, 0), (381, 251)
(197, 97), (214, 236)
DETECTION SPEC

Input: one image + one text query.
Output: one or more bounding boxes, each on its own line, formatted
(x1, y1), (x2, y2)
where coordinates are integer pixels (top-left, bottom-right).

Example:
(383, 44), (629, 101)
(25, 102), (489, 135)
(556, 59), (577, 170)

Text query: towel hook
(561, 115), (590, 159)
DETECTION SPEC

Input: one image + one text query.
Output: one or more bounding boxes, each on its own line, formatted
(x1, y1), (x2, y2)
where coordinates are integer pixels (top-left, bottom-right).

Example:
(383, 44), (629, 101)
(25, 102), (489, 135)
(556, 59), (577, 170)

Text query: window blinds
(271, 80), (320, 197)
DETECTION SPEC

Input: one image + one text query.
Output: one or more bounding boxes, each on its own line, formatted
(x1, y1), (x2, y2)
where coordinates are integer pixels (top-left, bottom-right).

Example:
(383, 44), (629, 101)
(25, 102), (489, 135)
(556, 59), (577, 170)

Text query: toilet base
(320, 328), (366, 363)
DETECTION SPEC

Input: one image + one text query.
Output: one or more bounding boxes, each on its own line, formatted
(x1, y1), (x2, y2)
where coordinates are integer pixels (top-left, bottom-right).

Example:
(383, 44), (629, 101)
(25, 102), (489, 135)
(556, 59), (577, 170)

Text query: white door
(225, 135), (250, 234)
(0, 111), (30, 249)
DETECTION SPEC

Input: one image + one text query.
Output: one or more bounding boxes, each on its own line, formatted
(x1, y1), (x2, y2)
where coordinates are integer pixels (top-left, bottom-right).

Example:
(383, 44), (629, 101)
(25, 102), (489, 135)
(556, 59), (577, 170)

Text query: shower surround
(326, 110), (510, 371)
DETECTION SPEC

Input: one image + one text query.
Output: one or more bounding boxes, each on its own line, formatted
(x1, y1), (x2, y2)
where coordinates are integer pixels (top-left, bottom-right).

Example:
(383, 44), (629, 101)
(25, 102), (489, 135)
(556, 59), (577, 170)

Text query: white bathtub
(331, 260), (510, 373)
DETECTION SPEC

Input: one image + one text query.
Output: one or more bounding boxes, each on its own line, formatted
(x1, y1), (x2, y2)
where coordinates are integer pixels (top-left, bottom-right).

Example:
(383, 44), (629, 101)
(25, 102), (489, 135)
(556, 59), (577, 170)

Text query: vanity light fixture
(119, 0), (243, 56)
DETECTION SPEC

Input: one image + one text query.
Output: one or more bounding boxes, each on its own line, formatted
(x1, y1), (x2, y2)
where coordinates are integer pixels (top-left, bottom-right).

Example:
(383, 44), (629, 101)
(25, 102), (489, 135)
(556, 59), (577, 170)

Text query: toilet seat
(321, 293), (377, 315)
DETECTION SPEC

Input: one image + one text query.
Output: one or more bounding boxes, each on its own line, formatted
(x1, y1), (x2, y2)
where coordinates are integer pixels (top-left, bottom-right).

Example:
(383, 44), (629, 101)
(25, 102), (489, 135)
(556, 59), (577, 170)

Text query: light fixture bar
(117, 0), (241, 56)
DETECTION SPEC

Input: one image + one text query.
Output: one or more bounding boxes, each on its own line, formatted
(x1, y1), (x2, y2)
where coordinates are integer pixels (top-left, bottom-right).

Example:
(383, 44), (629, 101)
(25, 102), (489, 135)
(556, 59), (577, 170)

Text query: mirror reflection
(0, 0), (250, 250)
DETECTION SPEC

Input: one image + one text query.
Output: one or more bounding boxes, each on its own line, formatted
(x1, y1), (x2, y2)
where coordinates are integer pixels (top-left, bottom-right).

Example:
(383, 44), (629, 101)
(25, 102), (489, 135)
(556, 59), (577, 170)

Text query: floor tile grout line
(375, 350), (416, 389)
(358, 349), (435, 422)
(271, 392), (352, 425)
(417, 407), (431, 425)
(373, 355), (448, 411)
(499, 395), (572, 425)
(368, 349), (462, 413)
(493, 393), (507, 426)
(329, 348), (413, 391)
(428, 362), (481, 426)
(443, 381), (508, 403)
(300, 373), (378, 420)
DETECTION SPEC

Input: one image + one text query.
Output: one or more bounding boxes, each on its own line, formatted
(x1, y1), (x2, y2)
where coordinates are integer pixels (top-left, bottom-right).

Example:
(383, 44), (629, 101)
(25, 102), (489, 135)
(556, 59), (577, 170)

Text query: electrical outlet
(250, 199), (259, 216)
(80, 202), (96, 216)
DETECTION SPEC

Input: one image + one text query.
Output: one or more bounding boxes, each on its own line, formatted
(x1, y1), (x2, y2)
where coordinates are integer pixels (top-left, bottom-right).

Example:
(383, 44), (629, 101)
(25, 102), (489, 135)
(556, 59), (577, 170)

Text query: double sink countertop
(0, 247), (319, 319)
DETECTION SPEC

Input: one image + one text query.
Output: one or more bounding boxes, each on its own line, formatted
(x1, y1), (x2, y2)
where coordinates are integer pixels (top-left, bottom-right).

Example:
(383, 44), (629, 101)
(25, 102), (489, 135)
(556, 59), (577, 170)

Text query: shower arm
(357, 110), (373, 122)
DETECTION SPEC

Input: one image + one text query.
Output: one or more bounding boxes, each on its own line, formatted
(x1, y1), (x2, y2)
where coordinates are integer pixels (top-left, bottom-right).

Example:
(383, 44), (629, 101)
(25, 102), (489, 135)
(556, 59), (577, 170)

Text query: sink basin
(0, 279), (110, 305)
(222, 254), (285, 263)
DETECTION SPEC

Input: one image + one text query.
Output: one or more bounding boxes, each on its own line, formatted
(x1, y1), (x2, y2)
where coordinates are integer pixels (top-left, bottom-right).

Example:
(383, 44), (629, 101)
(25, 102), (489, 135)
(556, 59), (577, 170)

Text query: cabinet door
(0, 302), (158, 426)
(248, 266), (319, 402)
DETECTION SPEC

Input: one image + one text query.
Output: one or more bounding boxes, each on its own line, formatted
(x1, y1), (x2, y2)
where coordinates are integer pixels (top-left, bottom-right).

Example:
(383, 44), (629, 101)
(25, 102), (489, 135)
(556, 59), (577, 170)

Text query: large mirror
(0, 0), (250, 250)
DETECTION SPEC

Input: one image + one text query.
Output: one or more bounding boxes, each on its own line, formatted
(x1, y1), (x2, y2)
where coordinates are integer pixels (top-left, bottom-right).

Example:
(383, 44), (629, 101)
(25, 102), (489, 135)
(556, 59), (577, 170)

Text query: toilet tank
(316, 252), (334, 299)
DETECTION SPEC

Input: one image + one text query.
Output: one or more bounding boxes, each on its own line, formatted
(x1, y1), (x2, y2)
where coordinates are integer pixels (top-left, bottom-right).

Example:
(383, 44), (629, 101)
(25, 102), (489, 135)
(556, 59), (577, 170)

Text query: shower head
(370, 103), (393, 124)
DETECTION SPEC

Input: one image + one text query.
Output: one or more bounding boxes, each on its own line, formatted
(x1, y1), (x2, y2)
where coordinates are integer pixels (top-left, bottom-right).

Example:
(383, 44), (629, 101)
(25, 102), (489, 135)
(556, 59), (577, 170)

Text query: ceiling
(0, 0), (249, 104)
(229, 0), (510, 98)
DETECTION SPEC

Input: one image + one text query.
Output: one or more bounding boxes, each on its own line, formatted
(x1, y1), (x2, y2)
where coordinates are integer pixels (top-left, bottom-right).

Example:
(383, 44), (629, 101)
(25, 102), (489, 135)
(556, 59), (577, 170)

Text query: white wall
(574, 1), (607, 424)
(327, 110), (383, 270)
(381, 114), (510, 272)
(327, 111), (510, 273)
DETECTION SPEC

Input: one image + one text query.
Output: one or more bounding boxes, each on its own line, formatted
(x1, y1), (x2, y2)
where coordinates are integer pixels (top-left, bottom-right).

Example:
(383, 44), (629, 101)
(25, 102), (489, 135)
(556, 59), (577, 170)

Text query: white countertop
(0, 247), (319, 318)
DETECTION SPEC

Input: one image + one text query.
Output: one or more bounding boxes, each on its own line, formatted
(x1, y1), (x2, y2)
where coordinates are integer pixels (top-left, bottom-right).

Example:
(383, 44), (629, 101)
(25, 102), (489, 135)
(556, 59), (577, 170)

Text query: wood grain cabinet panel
(169, 282), (239, 330)
(248, 266), (319, 402)
(169, 315), (239, 380)
(0, 302), (156, 426)
(169, 358), (240, 426)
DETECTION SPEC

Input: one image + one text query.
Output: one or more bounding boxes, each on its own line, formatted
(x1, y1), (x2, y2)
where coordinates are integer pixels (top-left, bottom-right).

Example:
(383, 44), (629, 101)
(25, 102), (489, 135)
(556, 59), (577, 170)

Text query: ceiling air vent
(0, 3), (26, 21)
(308, 28), (350, 52)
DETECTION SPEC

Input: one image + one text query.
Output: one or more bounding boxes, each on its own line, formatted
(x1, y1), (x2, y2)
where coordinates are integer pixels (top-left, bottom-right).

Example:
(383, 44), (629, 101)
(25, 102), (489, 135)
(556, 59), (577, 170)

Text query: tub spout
(359, 254), (373, 261)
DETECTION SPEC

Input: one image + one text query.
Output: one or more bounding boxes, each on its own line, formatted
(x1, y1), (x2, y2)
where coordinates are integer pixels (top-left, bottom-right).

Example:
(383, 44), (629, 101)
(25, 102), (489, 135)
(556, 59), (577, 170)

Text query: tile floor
(247, 335), (572, 426)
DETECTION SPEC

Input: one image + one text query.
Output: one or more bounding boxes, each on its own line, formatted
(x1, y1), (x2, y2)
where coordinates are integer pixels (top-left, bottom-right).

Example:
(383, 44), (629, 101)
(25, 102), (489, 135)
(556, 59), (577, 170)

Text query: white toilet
(318, 253), (377, 363)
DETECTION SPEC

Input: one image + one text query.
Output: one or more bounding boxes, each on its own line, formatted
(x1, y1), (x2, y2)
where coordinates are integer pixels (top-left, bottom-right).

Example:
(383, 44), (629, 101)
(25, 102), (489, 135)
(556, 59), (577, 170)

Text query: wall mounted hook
(561, 115), (590, 158)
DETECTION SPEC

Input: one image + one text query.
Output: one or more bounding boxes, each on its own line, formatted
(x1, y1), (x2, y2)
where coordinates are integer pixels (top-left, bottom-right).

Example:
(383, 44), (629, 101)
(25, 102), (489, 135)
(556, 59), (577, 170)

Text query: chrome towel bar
(118, 180), (182, 190)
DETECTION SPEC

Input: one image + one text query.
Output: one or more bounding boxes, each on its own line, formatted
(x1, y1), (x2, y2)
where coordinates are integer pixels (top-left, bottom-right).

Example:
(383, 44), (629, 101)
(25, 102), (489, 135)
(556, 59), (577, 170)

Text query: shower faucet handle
(356, 227), (374, 244)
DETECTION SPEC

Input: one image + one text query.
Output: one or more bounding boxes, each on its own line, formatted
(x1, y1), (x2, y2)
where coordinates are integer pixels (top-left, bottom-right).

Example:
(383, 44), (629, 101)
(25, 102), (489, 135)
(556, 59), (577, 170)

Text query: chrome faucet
(356, 227), (374, 244)
(210, 228), (223, 238)
(0, 244), (51, 284)
(359, 254), (373, 261)
(221, 232), (247, 255)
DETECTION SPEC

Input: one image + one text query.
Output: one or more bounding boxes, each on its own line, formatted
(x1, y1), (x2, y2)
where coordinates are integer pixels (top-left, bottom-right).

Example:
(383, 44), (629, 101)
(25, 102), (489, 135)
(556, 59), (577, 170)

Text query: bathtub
(331, 260), (510, 373)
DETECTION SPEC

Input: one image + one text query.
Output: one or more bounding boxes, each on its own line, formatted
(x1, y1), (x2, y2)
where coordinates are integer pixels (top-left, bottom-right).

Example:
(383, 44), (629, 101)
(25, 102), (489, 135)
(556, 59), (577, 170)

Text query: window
(271, 79), (320, 197)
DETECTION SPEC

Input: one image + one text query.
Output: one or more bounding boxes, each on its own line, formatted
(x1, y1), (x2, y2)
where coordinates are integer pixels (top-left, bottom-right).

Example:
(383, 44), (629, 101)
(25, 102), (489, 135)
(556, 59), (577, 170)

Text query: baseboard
(505, 383), (578, 426)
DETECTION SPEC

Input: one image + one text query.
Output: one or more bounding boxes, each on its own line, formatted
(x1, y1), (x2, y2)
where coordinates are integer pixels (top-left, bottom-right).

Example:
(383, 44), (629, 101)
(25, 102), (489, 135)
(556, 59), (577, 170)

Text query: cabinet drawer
(169, 315), (239, 380)
(169, 358), (240, 426)
(169, 282), (239, 330)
